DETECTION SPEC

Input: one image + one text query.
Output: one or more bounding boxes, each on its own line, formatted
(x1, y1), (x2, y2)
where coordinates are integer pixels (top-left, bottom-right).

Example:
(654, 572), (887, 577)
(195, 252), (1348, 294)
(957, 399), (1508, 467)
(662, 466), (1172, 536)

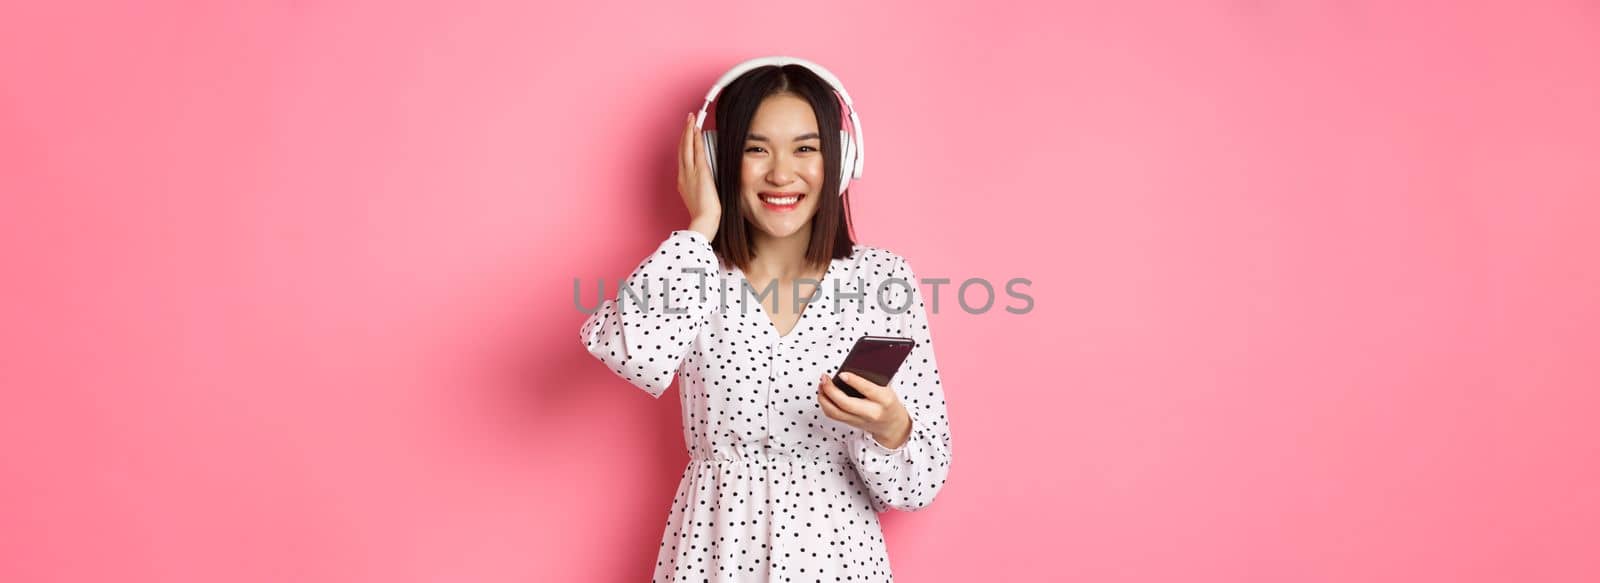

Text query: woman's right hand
(679, 112), (721, 240)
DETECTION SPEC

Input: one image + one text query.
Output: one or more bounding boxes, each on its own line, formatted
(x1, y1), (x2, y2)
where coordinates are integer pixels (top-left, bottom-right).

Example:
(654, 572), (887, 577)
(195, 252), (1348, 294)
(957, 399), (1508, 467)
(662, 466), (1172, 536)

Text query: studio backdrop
(2, 1), (1596, 581)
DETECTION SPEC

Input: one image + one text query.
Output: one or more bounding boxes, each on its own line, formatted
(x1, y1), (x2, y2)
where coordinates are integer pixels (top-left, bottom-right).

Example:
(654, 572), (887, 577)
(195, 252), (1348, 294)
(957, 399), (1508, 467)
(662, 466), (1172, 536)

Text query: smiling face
(739, 92), (826, 239)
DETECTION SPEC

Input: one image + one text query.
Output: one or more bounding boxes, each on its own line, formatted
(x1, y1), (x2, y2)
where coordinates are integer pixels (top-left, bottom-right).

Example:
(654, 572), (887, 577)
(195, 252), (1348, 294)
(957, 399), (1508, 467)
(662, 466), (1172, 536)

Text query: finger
(691, 117), (706, 173)
(818, 382), (868, 426)
(821, 374), (877, 418)
(680, 113), (693, 174)
(839, 372), (895, 406)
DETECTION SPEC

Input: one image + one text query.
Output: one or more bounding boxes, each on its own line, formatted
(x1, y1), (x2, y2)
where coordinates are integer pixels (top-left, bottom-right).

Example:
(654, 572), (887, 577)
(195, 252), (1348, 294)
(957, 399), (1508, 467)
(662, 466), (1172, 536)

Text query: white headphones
(694, 56), (866, 195)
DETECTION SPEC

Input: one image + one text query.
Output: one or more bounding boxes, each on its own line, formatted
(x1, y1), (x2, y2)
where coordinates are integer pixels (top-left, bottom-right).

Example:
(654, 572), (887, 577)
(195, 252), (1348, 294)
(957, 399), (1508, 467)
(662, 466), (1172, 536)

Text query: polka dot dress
(580, 229), (953, 582)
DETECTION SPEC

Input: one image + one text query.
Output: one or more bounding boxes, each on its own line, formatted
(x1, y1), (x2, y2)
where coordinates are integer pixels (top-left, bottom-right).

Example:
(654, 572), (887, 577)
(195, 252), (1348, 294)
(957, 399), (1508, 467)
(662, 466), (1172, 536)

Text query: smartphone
(831, 335), (916, 399)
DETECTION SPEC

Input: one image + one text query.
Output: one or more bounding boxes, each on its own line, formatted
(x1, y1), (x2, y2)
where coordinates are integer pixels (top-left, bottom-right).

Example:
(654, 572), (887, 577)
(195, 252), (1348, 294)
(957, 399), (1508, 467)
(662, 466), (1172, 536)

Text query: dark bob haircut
(708, 64), (857, 273)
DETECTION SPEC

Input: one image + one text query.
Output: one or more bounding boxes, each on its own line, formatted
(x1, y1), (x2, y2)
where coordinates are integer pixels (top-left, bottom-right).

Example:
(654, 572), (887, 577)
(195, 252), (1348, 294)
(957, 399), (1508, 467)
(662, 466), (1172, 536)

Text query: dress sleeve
(579, 229), (720, 399)
(847, 254), (954, 512)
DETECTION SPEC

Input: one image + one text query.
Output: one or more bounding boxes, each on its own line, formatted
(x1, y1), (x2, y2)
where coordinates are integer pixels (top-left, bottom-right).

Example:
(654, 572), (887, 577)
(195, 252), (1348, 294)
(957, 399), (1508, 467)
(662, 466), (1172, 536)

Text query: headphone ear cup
(837, 129), (854, 194)
(701, 130), (718, 179)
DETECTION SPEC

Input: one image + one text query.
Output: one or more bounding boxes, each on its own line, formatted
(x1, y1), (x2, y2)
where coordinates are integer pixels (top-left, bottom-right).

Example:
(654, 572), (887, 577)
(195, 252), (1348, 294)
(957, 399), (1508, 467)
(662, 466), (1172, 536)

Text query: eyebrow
(747, 132), (820, 142)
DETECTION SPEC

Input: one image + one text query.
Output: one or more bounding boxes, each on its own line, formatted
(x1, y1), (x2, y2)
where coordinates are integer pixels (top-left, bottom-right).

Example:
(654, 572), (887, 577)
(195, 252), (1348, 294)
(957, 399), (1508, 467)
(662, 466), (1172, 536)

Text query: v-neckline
(735, 259), (836, 339)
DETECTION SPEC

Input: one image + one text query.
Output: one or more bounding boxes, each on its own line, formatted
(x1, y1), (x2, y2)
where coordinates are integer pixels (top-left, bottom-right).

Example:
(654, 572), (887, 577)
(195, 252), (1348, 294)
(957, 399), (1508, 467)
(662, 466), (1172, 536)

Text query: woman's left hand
(817, 372), (912, 449)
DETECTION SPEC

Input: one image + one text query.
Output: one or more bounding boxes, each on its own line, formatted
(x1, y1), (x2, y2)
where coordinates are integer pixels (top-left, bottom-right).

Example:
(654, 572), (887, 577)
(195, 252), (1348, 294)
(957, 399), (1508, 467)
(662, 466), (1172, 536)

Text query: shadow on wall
(477, 70), (716, 581)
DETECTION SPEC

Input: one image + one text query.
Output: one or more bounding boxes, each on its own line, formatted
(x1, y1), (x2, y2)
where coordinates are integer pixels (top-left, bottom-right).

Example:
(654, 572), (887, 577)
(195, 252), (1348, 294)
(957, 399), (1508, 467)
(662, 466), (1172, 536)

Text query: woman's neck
(747, 222), (816, 281)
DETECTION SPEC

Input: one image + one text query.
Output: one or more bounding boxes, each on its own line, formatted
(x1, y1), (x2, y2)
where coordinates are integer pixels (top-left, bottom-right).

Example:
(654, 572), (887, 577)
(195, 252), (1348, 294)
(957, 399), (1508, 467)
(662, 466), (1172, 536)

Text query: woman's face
(740, 92), (825, 239)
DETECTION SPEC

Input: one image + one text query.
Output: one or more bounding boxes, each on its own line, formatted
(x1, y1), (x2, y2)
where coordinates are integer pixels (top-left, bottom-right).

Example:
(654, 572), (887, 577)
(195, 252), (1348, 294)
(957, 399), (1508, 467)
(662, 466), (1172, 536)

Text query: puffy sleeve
(847, 254), (954, 512)
(578, 229), (720, 399)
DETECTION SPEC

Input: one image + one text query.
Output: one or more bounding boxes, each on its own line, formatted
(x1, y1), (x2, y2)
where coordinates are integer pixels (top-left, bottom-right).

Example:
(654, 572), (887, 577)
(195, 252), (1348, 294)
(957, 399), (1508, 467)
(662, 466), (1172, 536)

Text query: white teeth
(761, 195), (800, 205)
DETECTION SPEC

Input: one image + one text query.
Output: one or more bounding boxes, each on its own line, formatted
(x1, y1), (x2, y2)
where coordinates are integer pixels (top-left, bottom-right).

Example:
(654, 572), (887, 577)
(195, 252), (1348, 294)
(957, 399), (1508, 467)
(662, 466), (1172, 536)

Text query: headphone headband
(693, 56), (865, 181)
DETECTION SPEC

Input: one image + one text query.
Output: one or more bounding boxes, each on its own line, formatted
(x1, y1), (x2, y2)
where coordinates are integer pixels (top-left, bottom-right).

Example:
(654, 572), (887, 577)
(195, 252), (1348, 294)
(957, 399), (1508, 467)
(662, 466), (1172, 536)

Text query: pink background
(3, 1), (1597, 581)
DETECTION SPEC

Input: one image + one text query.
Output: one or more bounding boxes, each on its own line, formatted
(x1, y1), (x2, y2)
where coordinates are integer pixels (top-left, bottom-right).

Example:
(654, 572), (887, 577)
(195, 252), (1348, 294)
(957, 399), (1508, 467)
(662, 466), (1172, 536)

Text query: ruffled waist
(687, 444), (853, 468)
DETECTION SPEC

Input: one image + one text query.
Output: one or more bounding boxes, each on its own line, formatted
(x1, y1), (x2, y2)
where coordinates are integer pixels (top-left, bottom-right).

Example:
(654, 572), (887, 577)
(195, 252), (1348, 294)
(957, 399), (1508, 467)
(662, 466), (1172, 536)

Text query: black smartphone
(831, 335), (916, 399)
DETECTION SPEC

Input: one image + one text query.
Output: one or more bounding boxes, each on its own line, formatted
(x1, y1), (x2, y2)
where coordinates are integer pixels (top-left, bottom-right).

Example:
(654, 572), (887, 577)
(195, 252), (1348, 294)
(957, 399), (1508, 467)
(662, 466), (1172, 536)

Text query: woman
(579, 57), (952, 582)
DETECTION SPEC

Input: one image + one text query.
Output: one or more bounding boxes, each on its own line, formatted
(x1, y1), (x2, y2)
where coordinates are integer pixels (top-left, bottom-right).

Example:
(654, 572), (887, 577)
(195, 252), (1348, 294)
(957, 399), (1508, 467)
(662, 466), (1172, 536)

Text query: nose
(765, 153), (796, 185)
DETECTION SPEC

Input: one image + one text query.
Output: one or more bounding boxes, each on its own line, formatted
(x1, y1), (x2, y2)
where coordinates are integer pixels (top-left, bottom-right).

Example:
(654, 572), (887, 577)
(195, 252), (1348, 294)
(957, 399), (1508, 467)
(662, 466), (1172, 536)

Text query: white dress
(579, 229), (953, 582)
